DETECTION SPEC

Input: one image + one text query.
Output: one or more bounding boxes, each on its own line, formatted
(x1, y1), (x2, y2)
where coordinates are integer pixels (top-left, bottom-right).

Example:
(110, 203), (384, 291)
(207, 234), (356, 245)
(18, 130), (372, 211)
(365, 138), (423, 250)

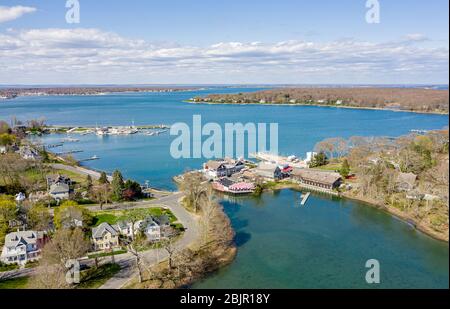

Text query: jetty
(55, 150), (83, 155)
(300, 192), (311, 206)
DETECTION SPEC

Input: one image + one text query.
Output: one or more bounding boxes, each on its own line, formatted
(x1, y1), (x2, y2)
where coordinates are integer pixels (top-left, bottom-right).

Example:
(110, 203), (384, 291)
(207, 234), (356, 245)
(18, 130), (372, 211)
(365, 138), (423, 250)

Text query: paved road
(0, 192), (200, 289)
(50, 163), (113, 182)
(98, 192), (200, 289)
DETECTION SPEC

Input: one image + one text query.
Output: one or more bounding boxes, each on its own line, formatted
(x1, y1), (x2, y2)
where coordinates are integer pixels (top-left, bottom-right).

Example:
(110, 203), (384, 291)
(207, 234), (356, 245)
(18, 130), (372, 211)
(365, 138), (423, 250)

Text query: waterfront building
(18, 146), (41, 160)
(291, 168), (342, 191)
(203, 158), (245, 178)
(212, 178), (255, 194)
(1, 231), (47, 265)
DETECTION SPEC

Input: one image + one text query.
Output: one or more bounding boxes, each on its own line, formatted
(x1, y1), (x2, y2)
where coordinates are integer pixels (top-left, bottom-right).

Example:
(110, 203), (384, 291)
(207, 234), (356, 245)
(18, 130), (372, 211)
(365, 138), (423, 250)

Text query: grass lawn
(312, 162), (342, 172)
(92, 213), (120, 226)
(88, 249), (127, 259)
(92, 207), (179, 227)
(0, 276), (29, 289)
(76, 263), (121, 289)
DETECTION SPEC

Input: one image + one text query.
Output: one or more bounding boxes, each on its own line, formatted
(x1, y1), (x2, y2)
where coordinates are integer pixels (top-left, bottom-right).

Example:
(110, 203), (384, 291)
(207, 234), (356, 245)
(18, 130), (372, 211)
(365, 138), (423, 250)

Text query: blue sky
(0, 0), (448, 84)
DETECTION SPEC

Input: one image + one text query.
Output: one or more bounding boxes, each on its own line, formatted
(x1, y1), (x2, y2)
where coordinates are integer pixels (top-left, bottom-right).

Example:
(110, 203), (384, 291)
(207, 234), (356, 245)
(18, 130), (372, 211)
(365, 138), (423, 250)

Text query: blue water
(0, 89), (448, 288)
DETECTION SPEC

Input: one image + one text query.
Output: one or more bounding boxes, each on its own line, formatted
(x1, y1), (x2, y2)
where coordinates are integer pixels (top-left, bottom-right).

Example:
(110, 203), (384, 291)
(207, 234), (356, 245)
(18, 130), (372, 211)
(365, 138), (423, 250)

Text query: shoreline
(257, 181), (448, 243)
(185, 100), (449, 116)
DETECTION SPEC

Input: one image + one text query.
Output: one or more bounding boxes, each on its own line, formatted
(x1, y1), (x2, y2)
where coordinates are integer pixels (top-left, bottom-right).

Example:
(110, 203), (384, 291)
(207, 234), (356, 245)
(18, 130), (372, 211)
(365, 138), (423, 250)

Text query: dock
(55, 150), (83, 155)
(300, 192), (311, 206)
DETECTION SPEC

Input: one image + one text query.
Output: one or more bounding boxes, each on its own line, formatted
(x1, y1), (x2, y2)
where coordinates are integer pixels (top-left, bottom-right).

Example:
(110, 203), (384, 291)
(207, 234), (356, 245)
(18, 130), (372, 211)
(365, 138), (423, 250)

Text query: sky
(0, 0), (448, 85)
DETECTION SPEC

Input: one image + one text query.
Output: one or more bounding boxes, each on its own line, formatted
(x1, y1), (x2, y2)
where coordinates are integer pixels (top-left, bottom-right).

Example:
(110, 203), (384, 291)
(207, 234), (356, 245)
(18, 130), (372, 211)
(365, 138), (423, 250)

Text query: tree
(0, 195), (16, 245)
(86, 175), (93, 192)
(119, 209), (147, 241)
(111, 170), (125, 201)
(0, 121), (10, 134)
(309, 152), (328, 168)
(340, 159), (351, 178)
(90, 184), (111, 209)
(28, 228), (90, 288)
(27, 204), (52, 231)
(122, 180), (143, 201)
(0, 133), (16, 146)
(99, 172), (108, 184)
(54, 201), (93, 230)
(179, 172), (207, 213)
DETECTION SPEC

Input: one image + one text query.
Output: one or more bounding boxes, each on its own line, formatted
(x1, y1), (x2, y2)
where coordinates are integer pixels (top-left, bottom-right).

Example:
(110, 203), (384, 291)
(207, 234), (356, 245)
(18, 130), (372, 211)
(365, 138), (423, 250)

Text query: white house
(1, 231), (47, 265)
(18, 146), (41, 160)
(15, 192), (26, 203)
(0, 146), (6, 154)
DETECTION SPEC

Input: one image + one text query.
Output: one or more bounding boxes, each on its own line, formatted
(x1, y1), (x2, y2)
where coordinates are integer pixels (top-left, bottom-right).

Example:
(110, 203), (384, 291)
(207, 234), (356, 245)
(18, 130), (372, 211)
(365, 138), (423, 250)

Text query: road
(0, 192), (200, 289)
(50, 163), (113, 182)
(98, 192), (200, 289)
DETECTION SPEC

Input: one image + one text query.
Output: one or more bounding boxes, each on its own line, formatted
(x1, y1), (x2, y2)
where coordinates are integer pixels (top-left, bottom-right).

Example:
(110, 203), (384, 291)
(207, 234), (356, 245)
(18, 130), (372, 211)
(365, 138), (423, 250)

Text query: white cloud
(0, 28), (448, 84)
(0, 6), (36, 23)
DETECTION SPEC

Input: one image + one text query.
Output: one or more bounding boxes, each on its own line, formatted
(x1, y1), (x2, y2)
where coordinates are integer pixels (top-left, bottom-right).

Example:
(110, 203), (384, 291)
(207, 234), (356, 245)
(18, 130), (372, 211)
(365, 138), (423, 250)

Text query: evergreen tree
(340, 159), (351, 178)
(111, 170), (125, 201)
(99, 172), (108, 184)
(309, 152), (328, 168)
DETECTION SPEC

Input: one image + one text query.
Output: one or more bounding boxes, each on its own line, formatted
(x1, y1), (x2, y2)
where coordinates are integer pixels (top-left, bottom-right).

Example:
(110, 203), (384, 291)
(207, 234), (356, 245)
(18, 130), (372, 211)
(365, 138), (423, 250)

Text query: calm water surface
(0, 89), (448, 288)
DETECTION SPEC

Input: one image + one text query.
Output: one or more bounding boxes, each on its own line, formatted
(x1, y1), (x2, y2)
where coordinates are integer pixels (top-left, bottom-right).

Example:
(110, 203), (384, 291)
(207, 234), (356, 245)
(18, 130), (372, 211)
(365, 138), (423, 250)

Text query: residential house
(291, 168), (342, 191)
(203, 158), (245, 178)
(0, 145), (6, 154)
(1, 231), (47, 265)
(115, 220), (141, 238)
(139, 217), (163, 241)
(49, 182), (70, 201)
(47, 174), (72, 188)
(15, 192), (26, 203)
(18, 146), (41, 160)
(91, 223), (120, 251)
(396, 172), (417, 192)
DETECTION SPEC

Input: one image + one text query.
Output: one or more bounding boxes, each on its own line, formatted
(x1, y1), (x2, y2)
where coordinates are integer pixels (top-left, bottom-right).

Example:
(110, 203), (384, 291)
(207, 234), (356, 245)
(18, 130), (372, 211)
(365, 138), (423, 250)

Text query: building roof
(49, 182), (70, 194)
(154, 215), (170, 226)
(4, 231), (44, 248)
(291, 168), (342, 185)
(396, 172), (417, 187)
(92, 222), (119, 238)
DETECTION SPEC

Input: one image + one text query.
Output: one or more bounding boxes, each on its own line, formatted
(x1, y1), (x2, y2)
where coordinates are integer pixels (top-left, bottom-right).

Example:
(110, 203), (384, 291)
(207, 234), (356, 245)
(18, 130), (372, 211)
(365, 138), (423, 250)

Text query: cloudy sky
(0, 0), (448, 85)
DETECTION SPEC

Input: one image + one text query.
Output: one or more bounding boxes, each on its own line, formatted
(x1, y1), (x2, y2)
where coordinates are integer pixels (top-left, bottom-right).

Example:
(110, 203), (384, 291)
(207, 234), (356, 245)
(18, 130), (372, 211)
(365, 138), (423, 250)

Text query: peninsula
(189, 87), (449, 114)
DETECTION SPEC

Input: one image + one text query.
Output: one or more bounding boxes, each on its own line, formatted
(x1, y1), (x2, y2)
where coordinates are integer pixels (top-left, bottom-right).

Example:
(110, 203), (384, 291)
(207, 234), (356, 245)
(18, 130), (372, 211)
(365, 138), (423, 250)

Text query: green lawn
(76, 263), (121, 289)
(92, 207), (178, 227)
(88, 249), (127, 259)
(92, 213), (120, 226)
(0, 276), (29, 289)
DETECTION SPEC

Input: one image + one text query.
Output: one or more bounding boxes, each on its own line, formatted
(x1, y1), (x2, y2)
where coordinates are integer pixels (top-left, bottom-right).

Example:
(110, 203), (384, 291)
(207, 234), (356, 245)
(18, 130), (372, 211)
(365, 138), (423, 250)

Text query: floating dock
(300, 192), (311, 206)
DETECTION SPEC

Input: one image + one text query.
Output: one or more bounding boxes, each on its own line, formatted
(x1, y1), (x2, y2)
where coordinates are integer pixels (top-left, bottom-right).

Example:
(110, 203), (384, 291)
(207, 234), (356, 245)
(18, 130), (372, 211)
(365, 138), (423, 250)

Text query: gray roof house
(91, 223), (120, 251)
(49, 183), (70, 200)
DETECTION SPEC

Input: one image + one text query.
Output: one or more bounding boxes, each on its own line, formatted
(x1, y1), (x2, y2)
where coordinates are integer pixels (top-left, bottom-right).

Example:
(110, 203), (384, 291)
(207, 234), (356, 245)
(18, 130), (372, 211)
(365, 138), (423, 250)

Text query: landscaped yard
(92, 207), (179, 227)
(76, 263), (121, 289)
(0, 276), (29, 289)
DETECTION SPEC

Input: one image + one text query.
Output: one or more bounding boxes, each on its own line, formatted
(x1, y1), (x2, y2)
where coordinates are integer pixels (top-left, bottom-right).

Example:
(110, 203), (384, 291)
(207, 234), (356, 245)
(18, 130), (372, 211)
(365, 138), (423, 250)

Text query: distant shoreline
(185, 100), (449, 115)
